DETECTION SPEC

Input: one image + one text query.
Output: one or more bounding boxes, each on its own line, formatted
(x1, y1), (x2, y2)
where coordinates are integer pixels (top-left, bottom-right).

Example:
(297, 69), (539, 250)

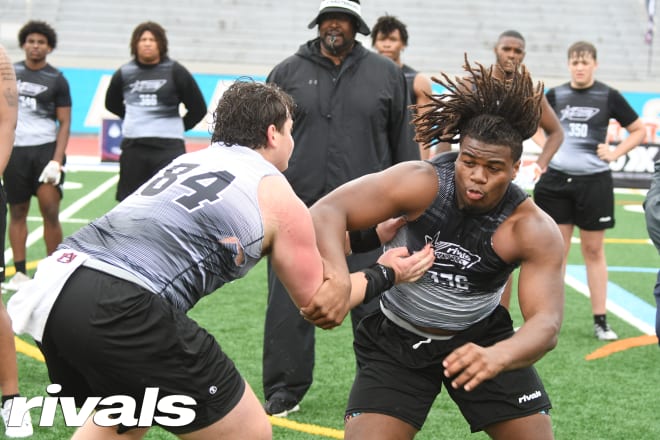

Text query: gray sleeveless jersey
(382, 153), (527, 331)
(119, 58), (185, 139)
(62, 144), (280, 311)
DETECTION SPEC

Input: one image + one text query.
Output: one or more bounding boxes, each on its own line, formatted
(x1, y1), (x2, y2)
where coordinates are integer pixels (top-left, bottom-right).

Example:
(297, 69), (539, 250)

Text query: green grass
(3, 170), (659, 439)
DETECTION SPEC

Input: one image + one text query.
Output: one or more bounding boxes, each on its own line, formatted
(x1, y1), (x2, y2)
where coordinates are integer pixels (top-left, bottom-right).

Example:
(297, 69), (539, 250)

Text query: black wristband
(362, 263), (395, 303)
(349, 227), (381, 253)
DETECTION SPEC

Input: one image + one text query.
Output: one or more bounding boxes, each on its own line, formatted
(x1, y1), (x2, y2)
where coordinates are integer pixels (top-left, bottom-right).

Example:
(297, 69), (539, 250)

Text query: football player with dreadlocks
(307, 56), (565, 439)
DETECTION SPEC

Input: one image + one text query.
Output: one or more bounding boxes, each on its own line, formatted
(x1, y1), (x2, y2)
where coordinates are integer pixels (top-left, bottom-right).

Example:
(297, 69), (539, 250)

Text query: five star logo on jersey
(559, 105), (600, 122)
(426, 232), (481, 270)
(16, 80), (48, 97)
(129, 79), (168, 93)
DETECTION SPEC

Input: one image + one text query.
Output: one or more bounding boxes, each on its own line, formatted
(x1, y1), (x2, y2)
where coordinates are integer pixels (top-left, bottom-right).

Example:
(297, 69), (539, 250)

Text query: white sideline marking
(27, 216), (89, 224)
(564, 270), (656, 335)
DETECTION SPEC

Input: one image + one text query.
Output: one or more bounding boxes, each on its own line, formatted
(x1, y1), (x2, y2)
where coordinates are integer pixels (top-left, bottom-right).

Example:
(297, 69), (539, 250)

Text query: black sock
(14, 261), (26, 275)
(1, 394), (20, 406)
(594, 314), (607, 326)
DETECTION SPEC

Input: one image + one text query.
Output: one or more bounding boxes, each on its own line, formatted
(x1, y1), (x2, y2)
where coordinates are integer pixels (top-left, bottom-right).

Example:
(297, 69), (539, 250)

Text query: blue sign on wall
(59, 67), (660, 187)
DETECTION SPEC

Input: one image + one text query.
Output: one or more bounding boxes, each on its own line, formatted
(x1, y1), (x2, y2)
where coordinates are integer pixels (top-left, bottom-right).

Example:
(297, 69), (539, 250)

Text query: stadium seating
(0, 0), (657, 87)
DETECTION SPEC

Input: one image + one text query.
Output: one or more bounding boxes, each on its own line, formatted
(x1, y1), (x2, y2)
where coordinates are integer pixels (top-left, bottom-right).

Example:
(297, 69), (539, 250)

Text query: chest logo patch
(427, 231), (481, 270)
(559, 105), (600, 122)
(17, 81), (48, 97)
(129, 79), (167, 93)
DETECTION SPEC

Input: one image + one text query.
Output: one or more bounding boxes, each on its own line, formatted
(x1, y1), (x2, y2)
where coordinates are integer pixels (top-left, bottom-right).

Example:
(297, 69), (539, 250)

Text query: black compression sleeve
(362, 263), (395, 303)
(349, 227), (381, 253)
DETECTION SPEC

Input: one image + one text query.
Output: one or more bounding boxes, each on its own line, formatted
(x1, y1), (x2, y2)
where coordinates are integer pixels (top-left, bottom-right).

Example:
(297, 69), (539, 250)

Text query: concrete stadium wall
(1, 0), (659, 91)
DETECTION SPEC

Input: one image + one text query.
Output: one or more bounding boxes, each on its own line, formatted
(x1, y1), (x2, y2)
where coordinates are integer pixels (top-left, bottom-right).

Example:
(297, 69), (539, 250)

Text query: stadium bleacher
(0, 0), (658, 89)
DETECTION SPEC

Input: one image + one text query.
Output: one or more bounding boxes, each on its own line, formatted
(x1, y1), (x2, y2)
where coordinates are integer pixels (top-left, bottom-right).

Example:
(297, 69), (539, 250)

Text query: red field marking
(585, 334), (659, 360)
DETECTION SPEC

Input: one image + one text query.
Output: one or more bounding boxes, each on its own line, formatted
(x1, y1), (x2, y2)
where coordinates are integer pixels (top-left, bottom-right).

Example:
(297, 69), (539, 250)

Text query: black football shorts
(534, 168), (615, 230)
(347, 306), (552, 433)
(39, 266), (245, 435)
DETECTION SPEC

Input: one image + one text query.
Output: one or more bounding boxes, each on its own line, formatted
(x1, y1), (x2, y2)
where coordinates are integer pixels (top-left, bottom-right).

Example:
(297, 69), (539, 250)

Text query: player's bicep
(414, 75), (433, 106)
(269, 193), (323, 309)
(315, 161), (437, 231)
(515, 216), (565, 321)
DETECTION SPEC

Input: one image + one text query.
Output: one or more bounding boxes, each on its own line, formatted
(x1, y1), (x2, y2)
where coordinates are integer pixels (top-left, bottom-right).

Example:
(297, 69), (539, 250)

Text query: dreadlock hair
(413, 54), (543, 162)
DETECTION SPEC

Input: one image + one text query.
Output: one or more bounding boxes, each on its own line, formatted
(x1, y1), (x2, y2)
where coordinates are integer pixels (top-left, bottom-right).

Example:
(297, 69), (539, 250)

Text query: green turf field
(2, 167), (659, 439)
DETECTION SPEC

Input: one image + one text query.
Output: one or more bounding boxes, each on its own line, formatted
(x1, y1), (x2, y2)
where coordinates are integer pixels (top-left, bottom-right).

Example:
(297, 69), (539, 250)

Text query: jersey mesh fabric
(63, 144), (278, 311)
(382, 153), (527, 330)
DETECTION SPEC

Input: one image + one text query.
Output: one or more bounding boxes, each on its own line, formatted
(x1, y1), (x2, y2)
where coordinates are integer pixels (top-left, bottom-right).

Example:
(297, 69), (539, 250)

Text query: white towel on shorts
(7, 249), (89, 343)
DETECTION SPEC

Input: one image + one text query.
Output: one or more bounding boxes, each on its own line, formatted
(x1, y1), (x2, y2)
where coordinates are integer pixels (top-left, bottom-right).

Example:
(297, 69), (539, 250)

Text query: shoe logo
(56, 252), (78, 264)
(518, 390), (542, 404)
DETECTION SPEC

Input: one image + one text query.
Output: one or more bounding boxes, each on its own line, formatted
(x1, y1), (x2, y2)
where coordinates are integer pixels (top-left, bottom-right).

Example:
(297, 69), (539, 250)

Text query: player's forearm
(536, 130), (563, 170)
(348, 272), (368, 308)
(53, 122), (70, 163)
(611, 130), (646, 159)
(491, 313), (561, 370)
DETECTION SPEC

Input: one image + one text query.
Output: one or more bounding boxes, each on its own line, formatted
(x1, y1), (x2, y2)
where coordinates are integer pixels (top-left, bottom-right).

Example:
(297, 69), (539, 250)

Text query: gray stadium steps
(1, 0), (658, 89)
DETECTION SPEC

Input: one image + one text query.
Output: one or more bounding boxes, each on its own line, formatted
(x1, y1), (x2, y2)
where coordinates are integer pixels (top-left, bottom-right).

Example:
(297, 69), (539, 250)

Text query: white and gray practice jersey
(14, 61), (71, 146)
(63, 144), (280, 311)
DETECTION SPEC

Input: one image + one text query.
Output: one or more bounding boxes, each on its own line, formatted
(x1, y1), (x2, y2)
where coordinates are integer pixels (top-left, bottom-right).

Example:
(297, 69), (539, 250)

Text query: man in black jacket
(262, 0), (420, 417)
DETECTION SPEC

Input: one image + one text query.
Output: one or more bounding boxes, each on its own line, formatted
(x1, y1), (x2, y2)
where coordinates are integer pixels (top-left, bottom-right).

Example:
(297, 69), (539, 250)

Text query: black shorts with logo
(534, 168), (615, 230)
(39, 266), (245, 435)
(4, 142), (65, 204)
(347, 306), (551, 433)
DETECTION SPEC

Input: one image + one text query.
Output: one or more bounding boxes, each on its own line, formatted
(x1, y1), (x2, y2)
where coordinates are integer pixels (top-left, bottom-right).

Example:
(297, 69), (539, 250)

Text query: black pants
(262, 248), (381, 403)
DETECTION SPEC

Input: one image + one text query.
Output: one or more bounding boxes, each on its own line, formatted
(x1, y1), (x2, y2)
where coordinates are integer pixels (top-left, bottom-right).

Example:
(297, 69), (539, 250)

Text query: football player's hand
(443, 343), (506, 391)
(38, 160), (62, 185)
(597, 143), (617, 162)
(300, 271), (350, 330)
(513, 162), (542, 187)
(377, 244), (434, 284)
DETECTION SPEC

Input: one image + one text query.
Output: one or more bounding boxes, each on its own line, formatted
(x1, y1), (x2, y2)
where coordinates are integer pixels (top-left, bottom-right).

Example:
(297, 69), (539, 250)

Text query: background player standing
(2, 20), (71, 292)
(534, 41), (645, 340)
(105, 21), (207, 202)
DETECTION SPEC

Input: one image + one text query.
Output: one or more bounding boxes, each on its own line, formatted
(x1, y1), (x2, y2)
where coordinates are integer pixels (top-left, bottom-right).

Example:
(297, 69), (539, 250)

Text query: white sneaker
(594, 323), (618, 341)
(1, 272), (31, 293)
(1, 398), (33, 438)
